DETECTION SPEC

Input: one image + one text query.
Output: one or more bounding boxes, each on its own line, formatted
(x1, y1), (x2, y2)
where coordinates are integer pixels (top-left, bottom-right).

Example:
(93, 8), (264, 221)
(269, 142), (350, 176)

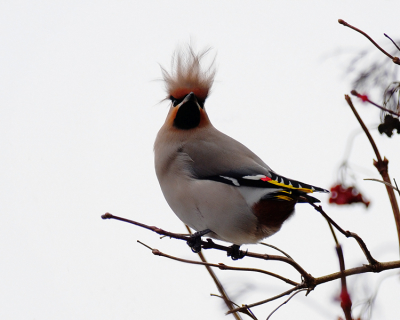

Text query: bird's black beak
(179, 92), (203, 109)
(173, 92), (203, 129)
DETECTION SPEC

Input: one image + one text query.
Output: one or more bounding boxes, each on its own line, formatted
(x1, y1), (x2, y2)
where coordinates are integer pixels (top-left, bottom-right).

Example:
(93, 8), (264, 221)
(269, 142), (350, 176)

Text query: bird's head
(161, 46), (216, 130)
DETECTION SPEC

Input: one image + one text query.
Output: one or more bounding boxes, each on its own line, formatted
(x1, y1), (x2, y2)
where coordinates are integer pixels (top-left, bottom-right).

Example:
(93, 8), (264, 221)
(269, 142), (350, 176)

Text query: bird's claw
(186, 229), (212, 253)
(227, 244), (246, 260)
(187, 237), (202, 253)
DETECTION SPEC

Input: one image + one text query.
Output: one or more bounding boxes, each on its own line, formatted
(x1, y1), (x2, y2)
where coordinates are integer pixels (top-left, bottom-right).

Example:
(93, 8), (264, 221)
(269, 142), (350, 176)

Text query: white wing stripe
(242, 174), (267, 180)
(220, 176), (240, 186)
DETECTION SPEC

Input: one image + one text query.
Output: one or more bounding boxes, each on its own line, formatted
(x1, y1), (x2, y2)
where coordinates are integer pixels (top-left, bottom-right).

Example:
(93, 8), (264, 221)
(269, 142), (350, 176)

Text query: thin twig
(327, 220), (339, 246)
(138, 237), (400, 292)
(105, 213), (400, 314)
(345, 95), (382, 162)
(227, 286), (304, 314)
(395, 179), (400, 197)
(351, 90), (400, 116)
(211, 294), (240, 308)
(345, 95), (400, 255)
(353, 271), (400, 319)
(137, 240), (248, 319)
(102, 213), (313, 283)
(211, 295), (258, 320)
(364, 178), (400, 193)
(315, 260), (400, 285)
(338, 19), (400, 65)
(184, 225), (244, 320)
(137, 240), (153, 251)
(142, 244), (299, 286)
(259, 242), (294, 260)
(336, 245), (353, 320)
(266, 289), (308, 320)
(101, 213), (189, 240)
(384, 33), (400, 52)
(242, 307), (258, 320)
(306, 200), (379, 266)
(205, 239), (313, 284)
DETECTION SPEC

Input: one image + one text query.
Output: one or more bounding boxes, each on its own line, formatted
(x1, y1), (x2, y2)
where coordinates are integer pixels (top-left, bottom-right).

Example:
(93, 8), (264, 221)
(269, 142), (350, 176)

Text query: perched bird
(154, 47), (328, 258)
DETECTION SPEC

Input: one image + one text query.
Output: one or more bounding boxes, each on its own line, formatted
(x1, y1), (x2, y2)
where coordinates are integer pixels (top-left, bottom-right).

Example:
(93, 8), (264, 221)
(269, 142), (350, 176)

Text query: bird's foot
(227, 244), (246, 260)
(187, 229), (212, 253)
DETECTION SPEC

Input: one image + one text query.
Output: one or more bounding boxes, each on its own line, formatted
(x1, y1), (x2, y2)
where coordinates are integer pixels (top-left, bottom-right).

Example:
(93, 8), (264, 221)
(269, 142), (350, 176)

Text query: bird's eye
(170, 95), (183, 107)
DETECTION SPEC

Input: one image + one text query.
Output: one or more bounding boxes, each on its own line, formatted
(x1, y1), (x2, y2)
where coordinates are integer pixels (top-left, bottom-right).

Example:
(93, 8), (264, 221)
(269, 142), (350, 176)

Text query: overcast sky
(1, 1), (400, 320)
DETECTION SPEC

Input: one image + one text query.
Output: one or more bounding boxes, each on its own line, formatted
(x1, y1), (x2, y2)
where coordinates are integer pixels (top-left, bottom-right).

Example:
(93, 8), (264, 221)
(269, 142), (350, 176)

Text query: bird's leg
(227, 244), (246, 260)
(187, 229), (212, 253)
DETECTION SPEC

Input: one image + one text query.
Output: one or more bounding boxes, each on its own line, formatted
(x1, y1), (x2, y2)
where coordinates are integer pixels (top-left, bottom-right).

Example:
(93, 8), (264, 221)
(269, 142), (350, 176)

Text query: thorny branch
(338, 19), (400, 65)
(345, 95), (400, 253)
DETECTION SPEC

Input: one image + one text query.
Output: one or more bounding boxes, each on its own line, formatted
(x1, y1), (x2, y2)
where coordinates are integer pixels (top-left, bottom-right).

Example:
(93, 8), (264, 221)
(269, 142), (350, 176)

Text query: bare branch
(138, 237), (400, 290)
(242, 256), (307, 285)
(211, 294), (241, 308)
(211, 295), (258, 320)
(306, 200), (379, 266)
(101, 212), (189, 240)
(139, 241), (299, 286)
(137, 240), (153, 251)
(384, 33), (400, 52)
(345, 95), (400, 254)
(102, 213), (313, 282)
(228, 259), (400, 314)
(184, 226), (244, 320)
(338, 19), (400, 65)
(259, 242), (294, 260)
(336, 245), (353, 320)
(354, 270), (400, 319)
(327, 220), (339, 246)
(395, 179), (400, 197)
(344, 95), (382, 163)
(364, 178), (400, 194)
(315, 260), (400, 285)
(266, 289), (308, 320)
(107, 214), (400, 315)
(227, 286), (304, 314)
(351, 90), (400, 116)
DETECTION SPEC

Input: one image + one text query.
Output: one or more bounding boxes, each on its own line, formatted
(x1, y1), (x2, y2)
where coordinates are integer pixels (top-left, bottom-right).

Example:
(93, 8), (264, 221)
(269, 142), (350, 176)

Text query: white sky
(1, 1), (400, 319)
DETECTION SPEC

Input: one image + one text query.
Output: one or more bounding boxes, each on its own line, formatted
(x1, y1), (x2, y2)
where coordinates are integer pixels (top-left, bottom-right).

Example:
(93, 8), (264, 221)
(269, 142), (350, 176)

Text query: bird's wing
(182, 128), (329, 197)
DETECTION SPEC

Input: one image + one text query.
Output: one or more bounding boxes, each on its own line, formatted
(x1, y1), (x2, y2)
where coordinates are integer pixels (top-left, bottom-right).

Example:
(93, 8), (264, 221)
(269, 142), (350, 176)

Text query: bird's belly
(160, 178), (273, 245)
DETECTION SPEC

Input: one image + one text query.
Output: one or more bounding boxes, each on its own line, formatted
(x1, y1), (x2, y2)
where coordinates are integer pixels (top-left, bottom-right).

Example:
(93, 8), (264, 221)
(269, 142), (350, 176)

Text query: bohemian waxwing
(154, 47), (328, 257)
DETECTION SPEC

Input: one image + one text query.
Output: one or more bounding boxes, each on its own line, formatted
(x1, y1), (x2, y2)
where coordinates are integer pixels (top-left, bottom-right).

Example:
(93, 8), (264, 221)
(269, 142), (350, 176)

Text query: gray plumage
(154, 47), (328, 245)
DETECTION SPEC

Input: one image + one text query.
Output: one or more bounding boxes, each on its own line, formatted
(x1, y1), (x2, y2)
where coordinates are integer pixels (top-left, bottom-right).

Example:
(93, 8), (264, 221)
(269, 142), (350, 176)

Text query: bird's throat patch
(174, 101), (201, 130)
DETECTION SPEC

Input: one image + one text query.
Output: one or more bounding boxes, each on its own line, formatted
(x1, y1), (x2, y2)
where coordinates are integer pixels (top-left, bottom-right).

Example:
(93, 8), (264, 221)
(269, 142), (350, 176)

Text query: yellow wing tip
(267, 179), (313, 194)
(276, 195), (294, 201)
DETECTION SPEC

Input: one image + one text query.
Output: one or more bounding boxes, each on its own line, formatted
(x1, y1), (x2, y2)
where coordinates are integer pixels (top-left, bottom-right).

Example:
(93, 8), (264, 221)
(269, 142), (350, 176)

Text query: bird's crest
(161, 46), (216, 101)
